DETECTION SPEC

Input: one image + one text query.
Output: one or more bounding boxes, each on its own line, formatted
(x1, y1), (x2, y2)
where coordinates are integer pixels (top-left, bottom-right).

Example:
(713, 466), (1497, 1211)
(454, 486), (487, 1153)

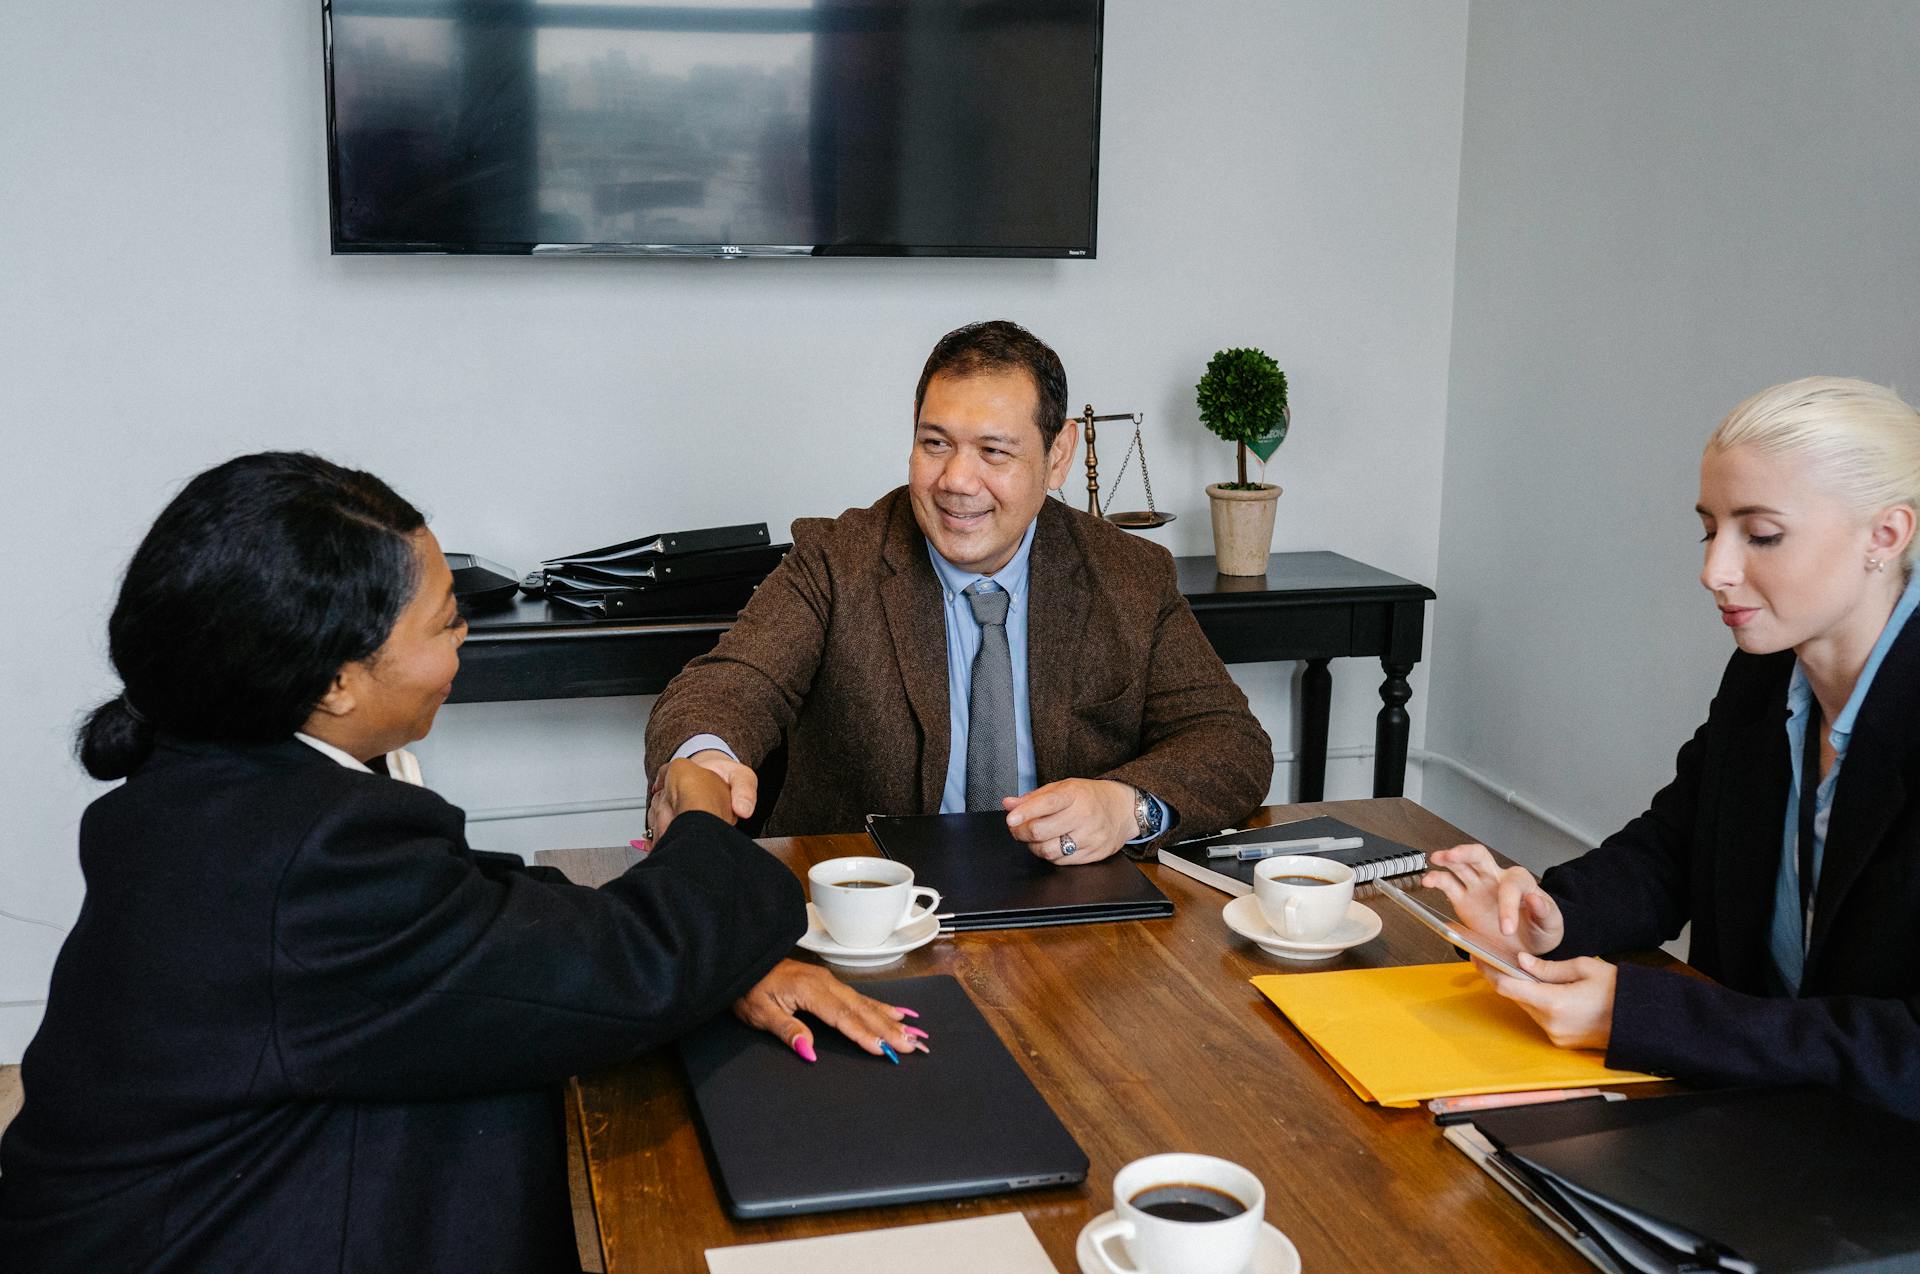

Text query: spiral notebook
(1155, 816), (1427, 896)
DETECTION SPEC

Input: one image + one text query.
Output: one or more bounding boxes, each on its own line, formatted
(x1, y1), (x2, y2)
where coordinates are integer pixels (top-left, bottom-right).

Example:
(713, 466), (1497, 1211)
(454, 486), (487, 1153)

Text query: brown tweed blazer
(644, 488), (1273, 842)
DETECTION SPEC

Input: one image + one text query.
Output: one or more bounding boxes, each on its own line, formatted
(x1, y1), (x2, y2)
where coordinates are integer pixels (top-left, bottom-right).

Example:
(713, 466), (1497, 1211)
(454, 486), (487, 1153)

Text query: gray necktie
(965, 583), (1018, 811)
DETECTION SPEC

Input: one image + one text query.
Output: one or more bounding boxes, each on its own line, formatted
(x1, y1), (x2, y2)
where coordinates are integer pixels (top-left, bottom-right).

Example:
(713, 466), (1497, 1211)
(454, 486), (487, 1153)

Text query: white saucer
(1075, 1210), (1301, 1274)
(1223, 894), (1381, 961)
(796, 903), (941, 968)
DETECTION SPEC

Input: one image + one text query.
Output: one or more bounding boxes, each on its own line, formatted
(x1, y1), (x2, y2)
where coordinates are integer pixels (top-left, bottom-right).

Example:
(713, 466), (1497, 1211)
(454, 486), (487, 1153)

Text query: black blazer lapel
(1808, 618), (1920, 972)
(877, 498), (951, 813)
(1711, 675), (1792, 991)
(1026, 500), (1092, 784)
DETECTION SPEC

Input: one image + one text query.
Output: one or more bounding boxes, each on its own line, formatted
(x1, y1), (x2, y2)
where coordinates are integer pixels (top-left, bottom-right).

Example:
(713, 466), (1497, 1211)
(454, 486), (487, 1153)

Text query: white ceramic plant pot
(1205, 482), (1281, 576)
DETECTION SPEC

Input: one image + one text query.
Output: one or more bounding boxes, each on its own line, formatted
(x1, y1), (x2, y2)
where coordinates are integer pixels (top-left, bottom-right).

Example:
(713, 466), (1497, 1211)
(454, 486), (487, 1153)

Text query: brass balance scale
(1074, 403), (1174, 529)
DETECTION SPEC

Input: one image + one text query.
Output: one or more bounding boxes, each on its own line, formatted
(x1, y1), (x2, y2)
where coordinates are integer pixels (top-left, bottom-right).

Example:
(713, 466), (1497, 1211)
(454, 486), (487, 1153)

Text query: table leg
(1298, 658), (1332, 802)
(1373, 658), (1414, 797)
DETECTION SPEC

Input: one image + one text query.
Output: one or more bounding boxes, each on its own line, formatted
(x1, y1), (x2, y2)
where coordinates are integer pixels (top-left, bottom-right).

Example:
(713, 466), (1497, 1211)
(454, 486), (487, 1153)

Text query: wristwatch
(1132, 786), (1165, 841)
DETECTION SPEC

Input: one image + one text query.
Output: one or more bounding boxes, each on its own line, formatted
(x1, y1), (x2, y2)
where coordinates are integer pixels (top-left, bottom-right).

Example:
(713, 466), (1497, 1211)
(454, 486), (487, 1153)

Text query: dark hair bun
(75, 452), (426, 780)
(78, 697), (155, 781)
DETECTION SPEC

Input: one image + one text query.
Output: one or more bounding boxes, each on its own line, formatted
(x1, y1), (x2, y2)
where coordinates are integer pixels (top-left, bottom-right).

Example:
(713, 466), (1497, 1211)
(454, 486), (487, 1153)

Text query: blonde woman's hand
(1477, 953), (1616, 1051)
(1422, 842), (1565, 955)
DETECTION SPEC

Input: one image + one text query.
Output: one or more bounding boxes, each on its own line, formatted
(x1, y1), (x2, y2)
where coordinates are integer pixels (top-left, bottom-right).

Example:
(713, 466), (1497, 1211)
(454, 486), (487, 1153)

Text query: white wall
(1430, 0), (1920, 873)
(0, 1), (1468, 1058)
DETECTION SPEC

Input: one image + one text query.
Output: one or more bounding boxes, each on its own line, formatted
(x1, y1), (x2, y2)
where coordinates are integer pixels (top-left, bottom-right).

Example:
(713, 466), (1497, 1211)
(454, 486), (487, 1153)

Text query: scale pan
(1107, 510), (1176, 529)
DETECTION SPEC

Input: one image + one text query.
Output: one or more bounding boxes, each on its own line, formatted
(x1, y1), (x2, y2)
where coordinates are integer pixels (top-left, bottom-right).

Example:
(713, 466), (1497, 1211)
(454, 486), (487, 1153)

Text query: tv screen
(323, 0), (1104, 257)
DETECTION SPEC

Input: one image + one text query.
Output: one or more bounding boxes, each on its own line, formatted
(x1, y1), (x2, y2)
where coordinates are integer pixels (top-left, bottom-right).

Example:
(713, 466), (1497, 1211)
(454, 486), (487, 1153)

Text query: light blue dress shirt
(1769, 569), (1920, 993)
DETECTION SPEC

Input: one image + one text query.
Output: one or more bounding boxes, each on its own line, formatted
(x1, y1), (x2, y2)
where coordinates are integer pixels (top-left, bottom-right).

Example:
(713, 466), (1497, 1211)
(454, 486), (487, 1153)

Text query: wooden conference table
(540, 799), (1673, 1273)
(463, 551), (1435, 801)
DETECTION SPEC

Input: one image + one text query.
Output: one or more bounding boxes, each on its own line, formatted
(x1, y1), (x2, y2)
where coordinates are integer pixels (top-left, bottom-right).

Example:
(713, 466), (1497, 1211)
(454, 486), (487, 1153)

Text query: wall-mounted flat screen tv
(324, 0), (1104, 257)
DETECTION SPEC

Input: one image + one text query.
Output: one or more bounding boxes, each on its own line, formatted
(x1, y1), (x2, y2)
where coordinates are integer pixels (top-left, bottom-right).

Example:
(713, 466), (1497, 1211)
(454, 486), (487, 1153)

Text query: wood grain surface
(539, 799), (1672, 1273)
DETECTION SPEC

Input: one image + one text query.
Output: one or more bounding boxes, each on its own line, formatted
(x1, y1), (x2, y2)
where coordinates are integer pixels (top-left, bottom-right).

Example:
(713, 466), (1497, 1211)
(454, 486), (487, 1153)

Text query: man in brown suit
(645, 321), (1271, 863)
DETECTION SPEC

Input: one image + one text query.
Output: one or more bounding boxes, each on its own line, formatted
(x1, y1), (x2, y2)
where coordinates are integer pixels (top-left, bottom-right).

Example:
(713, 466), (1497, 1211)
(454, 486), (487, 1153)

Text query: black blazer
(0, 738), (804, 1272)
(1541, 620), (1920, 1119)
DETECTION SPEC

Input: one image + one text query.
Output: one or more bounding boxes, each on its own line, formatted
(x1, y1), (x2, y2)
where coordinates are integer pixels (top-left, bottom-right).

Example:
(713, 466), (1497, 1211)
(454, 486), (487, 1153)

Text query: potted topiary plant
(1196, 347), (1289, 575)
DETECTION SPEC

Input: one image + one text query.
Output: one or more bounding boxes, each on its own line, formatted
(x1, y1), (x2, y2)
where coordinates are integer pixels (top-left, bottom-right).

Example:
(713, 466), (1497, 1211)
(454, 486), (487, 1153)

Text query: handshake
(647, 754), (749, 839)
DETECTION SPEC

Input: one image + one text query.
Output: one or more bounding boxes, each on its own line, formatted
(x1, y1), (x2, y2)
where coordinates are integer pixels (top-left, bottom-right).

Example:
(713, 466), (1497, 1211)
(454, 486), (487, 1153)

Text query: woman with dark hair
(0, 453), (923, 1272)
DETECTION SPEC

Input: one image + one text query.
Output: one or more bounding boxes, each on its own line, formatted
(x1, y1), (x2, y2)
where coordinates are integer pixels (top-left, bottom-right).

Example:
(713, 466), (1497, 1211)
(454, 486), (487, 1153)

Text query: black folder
(1470, 1087), (1920, 1273)
(678, 974), (1088, 1218)
(865, 811), (1173, 930)
(544, 572), (770, 619)
(542, 521), (770, 568)
(543, 542), (791, 618)
(545, 542), (789, 589)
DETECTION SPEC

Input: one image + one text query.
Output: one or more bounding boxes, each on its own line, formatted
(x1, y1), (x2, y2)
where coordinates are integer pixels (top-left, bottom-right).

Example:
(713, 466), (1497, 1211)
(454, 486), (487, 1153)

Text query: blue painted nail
(880, 1041), (901, 1065)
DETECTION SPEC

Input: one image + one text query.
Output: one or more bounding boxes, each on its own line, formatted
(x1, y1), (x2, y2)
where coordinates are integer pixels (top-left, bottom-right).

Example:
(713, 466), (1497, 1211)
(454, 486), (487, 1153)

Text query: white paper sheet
(705, 1211), (1057, 1273)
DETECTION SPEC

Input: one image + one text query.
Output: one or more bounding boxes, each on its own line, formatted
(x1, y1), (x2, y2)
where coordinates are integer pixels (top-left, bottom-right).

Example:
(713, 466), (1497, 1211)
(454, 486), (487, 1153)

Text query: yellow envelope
(1252, 963), (1663, 1106)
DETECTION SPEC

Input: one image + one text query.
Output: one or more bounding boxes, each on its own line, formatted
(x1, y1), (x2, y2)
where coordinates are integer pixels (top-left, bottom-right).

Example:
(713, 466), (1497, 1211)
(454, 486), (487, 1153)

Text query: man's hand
(676, 748), (757, 821)
(1477, 953), (1616, 1051)
(647, 759), (738, 840)
(734, 958), (930, 1062)
(1002, 778), (1136, 866)
(1422, 842), (1565, 955)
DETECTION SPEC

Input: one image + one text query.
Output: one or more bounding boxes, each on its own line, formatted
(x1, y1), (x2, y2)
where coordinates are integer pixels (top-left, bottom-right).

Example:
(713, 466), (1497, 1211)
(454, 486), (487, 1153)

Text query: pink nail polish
(793, 1037), (817, 1063)
(893, 1007), (920, 1019)
(903, 1026), (930, 1040)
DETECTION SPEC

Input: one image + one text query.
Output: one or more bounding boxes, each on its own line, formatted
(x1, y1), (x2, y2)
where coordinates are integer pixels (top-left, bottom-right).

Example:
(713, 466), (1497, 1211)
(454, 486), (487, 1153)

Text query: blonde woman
(1426, 377), (1920, 1118)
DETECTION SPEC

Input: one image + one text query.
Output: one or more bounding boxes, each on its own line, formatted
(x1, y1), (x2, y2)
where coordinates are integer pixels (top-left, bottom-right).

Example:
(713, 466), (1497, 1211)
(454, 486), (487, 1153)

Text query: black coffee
(837, 880), (893, 889)
(1272, 874), (1337, 886)
(1129, 1183), (1246, 1223)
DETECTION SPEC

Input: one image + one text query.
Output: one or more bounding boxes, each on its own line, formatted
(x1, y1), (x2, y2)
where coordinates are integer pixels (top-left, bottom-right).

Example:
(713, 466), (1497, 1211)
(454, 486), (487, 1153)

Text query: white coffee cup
(1088, 1153), (1266, 1274)
(807, 857), (940, 948)
(1253, 854), (1355, 942)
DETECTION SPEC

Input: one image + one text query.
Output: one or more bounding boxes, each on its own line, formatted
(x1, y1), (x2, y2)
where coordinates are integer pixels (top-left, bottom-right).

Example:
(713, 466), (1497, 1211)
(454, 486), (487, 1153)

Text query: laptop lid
(678, 974), (1088, 1219)
(866, 811), (1172, 930)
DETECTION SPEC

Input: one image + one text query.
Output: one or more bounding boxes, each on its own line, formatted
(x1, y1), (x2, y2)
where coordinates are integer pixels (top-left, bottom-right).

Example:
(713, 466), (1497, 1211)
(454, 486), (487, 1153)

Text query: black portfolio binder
(865, 811), (1173, 931)
(544, 572), (771, 619)
(678, 974), (1088, 1218)
(543, 541), (790, 619)
(542, 522), (771, 568)
(544, 542), (789, 589)
(1470, 1087), (1920, 1273)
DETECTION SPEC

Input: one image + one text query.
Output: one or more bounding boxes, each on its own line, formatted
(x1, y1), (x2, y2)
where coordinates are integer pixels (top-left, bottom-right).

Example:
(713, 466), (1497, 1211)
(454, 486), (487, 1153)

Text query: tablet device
(1374, 880), (1541, 981)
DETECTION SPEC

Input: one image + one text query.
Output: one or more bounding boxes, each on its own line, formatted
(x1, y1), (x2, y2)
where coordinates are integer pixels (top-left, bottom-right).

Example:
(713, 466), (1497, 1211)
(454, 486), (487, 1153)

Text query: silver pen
(1203, 834), (1365, 860)
(1234, 836), (1365, 861)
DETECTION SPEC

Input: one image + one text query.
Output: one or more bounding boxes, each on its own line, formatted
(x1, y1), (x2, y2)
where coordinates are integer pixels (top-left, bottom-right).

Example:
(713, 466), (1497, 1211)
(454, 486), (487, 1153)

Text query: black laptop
(677, 974), (1088, 1218)
(866, 811), (1173, 930)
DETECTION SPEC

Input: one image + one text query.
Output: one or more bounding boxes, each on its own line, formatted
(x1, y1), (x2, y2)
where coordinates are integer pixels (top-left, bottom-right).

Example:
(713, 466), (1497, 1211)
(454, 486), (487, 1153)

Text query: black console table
(456, 550), (1434, 800)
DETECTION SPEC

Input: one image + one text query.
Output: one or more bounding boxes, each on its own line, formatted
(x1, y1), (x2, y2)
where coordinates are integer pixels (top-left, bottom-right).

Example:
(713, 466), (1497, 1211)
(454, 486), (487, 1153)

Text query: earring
(1869, 556), (1888, 572)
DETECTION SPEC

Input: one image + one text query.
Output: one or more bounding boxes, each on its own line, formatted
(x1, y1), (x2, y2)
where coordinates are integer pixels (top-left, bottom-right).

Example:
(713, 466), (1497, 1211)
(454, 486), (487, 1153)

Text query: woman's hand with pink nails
(733, 959), (928, 1061)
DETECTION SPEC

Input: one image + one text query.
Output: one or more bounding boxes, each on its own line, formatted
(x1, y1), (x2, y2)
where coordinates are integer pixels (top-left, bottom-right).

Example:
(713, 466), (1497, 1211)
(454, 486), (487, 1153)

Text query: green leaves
(1195, 347), (1289, 453)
